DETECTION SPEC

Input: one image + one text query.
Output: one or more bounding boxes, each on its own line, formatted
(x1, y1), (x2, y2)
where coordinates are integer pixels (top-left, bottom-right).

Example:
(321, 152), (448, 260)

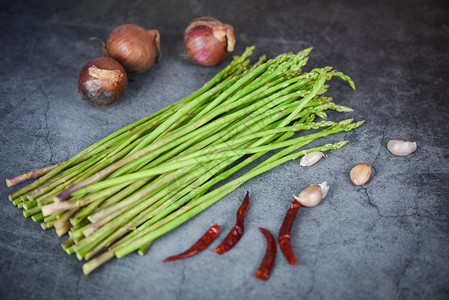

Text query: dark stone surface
(1, 0), (448, 299)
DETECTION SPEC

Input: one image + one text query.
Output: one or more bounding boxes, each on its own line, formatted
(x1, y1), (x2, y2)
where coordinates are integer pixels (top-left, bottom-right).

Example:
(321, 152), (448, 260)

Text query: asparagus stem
(137, 241), (153, 256)
(61, 236), (75, 250)
(86, 111), (332, 254)
(84, 160), (229, 259)
(114, 140), (352, 258)
(56, 222), (72, 237)
(8, 49), (248, 200)
(93, 108), (305, 254)
(70, 119), (354, 198)
(111, 120), (360, 253)
(6, 162), (64, 187)
(55, 54), (322, 202)
(23, 206), (41, 218)
(74, 160), (225, 258)
(109, 116), (314, 251)
(53, 209), (77, 230)
(41, 182), (129, 216)
(12, 198), (23, 206)
(41, 221), (55, 230)
(31, 212), (44, 222)
(83, 250), (115, 275)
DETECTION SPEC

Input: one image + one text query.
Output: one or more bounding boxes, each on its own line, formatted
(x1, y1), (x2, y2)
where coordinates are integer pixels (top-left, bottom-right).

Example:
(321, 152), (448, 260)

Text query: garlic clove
(293, 181), (329, 207)
(387, 139), (417, 156)
(350, 162), (372, 185)
(300, 151), (326, 167)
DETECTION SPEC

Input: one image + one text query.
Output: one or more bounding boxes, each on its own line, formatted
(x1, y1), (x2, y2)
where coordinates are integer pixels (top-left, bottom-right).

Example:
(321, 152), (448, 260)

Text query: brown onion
(184, 17), (235, 66)
(78, 57), (128, 107)
(107, 24), (161, 74)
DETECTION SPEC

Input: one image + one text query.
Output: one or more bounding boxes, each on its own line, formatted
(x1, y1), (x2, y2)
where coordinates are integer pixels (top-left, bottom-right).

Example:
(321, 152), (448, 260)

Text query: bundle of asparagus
(6, 46), (363, 274)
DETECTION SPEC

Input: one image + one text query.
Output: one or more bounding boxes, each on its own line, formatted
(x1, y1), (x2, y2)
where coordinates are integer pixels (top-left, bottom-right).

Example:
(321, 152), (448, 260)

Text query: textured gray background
(1, 0), (448, 299)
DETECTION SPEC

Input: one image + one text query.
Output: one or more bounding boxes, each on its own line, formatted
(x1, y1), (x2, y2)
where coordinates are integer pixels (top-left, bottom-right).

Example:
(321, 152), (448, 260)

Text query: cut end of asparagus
(6, 178), (14, 188)
(41, 221), (54, 230)
(55, 224), (71, 237)
(137, 242), (152, 256)
(66, 246), (75, 255)
(61, 237), (75, 250)
(83, 250), (115, 275)
(42, 202), (73, 217)
(31, 213), (44, 222)
(12, 198), (22, 206)
(41, 205), (54, 217)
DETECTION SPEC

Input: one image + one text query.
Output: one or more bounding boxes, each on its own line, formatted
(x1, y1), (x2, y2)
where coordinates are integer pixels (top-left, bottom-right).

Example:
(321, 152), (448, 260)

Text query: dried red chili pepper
(162, 223), (220, 262)
(278, 199), (300, 265)
(255, 227), (277, 281)
(214, 191), (250, 255)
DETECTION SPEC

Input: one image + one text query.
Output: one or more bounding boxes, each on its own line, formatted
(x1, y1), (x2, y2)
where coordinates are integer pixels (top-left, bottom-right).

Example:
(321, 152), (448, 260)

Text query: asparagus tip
(334, 140), (349, 148)
(355, 120), (366, 127)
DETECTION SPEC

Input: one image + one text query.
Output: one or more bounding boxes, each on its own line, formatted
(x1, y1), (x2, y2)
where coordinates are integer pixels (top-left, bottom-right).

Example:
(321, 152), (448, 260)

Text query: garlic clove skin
(387, 139), (417, 156)
(300, 151), (326, 167)
(293, 181), (329, 207)
(318, 181), (329, 199)
(350, 162), (372, 185)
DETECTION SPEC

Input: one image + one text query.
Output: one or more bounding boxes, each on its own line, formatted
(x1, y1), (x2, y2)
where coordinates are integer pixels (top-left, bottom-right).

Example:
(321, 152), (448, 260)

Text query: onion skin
(107, 24), (161, 74)
(78, 57), (128, 107)
(184, 17), (235, 66)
